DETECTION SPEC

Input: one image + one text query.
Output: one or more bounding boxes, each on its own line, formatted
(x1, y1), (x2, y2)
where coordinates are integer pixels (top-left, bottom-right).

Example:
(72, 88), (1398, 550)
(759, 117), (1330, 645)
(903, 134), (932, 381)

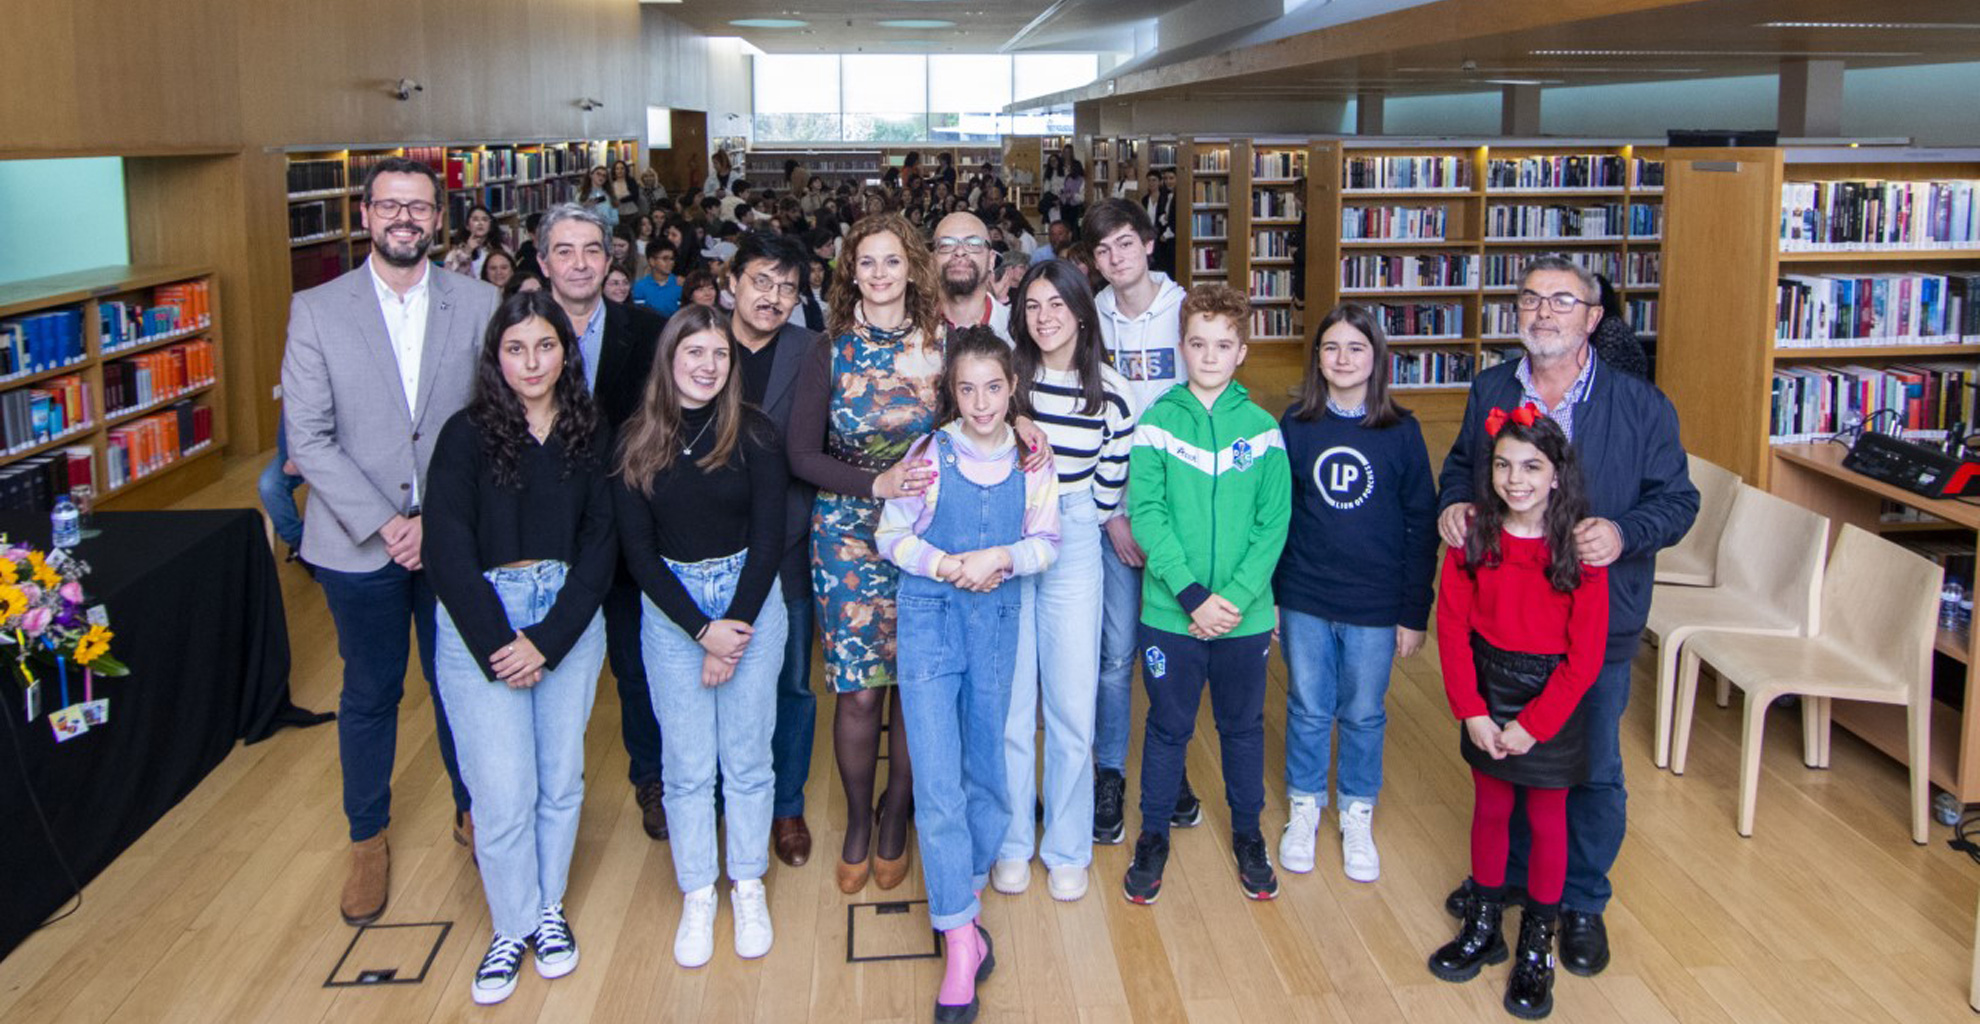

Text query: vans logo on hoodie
(1116, 348), (1176, 383)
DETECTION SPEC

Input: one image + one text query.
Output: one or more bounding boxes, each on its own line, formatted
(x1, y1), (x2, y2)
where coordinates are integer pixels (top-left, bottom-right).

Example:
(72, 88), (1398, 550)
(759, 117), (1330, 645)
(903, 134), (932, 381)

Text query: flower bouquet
(0, 543), (125, 740)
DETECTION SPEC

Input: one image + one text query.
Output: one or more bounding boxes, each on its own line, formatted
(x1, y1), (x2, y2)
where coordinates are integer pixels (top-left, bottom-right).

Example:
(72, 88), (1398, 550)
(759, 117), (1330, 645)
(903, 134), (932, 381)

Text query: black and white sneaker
(1233, 831), (1279, 900)
(1170, 774), (1203, 829)
(531, 903), (579, 979)
(1122, 830), (1170, 905)
(1093, 768), (1127, 845)
(472, 935), (528, 1005)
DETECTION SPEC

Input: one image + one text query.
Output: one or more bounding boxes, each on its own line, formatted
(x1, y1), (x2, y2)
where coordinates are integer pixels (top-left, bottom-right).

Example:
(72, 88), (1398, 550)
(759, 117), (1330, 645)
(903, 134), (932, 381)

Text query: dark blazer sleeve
(420, 414), (515, 681)
(722, 416), (792, 624)
(521, 422), (618, 668)
(1612, 386), (1700, 559)
(1397, 415), (1440, 632)
(599, 304), (666, 429)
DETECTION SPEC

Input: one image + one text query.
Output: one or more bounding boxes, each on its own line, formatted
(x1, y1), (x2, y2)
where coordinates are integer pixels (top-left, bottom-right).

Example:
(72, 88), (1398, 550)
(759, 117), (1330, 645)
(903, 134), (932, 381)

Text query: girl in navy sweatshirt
(1273, 303), (1437, 884)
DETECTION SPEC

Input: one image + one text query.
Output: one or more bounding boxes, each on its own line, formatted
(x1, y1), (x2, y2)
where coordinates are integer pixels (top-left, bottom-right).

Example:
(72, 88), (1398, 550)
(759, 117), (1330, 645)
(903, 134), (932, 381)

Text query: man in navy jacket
(1435, 255), (1698, 976)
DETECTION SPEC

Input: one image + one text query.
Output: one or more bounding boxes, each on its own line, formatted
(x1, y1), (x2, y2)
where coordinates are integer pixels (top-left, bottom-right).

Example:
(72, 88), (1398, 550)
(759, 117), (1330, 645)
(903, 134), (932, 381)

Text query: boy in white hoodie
(1082, 198), (1195, 845)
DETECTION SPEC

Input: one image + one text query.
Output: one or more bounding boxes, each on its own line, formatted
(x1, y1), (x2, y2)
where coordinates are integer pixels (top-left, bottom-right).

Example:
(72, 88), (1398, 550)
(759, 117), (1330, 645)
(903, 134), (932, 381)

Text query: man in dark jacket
(1435, 255), (1698, 977)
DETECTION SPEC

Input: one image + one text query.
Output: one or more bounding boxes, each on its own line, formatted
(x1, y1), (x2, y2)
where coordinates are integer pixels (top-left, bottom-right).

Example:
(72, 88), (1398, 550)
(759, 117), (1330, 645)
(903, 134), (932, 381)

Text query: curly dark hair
(468, 290), (602, 489)
(1461, 413), (1587, 592)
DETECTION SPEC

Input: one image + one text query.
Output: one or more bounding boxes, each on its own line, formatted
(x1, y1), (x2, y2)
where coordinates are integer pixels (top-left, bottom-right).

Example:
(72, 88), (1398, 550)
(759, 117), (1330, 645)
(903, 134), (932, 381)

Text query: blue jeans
(641, 552), (787, 892)
(772, 590), (817, 819)
(1093, 529), (1142, 773)
(897, 582), (1021, 931)
(317, 561), (470, 840)
(258, 420), (304, 549)
(1137, 625), (1270, 837)
(434, 561), (606, 940)
(604, 578), (663, 786)
(1506, 654), (1633, 914)
(1002, 490), (1102, 868)
(1280, 610), (1396, 807)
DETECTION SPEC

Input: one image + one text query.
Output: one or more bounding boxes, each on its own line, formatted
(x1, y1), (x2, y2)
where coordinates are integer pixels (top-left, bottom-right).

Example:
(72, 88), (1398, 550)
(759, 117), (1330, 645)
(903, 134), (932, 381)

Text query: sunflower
(0, 558), (17, 586)
(0, 585), (26, 623)
(26, 552), (59, 592)
(74, 623), (113, 666)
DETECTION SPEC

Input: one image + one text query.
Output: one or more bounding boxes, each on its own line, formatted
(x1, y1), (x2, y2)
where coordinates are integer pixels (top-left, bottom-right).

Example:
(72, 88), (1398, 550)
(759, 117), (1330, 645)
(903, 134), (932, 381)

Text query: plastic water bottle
(1935, 791), (1963, 827)
(1944, 581), (1967, 631)
(50, 496), (80, 549)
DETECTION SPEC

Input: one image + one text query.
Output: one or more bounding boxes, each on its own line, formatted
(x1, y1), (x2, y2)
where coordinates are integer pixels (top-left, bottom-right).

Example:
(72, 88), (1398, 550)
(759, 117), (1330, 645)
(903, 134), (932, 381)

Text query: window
(752, 53), (1098, 142)
(753, 54), (843, 141)
(930, 55), (1015, 141)
(842, 55), (928, 142)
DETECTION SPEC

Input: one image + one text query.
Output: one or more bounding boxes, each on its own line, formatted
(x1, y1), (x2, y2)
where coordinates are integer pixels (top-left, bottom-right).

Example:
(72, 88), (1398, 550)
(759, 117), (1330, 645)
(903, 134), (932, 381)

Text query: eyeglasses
(746, 273), (799, 299)
(367, 199), (437, 219)
(934, 235), (990, 255)
(1515, 290), (1596, 314)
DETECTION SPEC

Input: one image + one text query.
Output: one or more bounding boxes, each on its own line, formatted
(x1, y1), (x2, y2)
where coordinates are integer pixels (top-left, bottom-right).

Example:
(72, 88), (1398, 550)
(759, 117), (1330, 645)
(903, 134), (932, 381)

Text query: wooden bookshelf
(1178, 138), (1245, 299)
(0, 264), (225, 511)
(1659, 145), (1980, 487)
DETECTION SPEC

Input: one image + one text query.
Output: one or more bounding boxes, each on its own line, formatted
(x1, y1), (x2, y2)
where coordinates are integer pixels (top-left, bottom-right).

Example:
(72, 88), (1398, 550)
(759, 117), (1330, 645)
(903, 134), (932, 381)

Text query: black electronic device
(1842, 430), (1980, 499)
(1667, 129), (1779, 147)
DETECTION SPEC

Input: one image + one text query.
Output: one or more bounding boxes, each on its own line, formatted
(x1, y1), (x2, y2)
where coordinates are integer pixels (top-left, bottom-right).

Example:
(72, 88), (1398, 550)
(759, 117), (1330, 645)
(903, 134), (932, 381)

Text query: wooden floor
(1, 350), (1976, 1022)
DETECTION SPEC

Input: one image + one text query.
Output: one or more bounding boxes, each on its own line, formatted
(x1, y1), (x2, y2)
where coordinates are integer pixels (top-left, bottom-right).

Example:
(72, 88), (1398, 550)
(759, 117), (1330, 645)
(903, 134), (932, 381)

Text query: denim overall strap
(916, 430), (1026, 581)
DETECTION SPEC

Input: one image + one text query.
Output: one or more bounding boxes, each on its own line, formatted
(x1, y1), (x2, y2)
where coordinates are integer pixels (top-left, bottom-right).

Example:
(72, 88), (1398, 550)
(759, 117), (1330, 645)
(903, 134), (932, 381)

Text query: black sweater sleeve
(614, 475), (714, 639)
(420, 415), (518, 681)
(721, 422), (791, 625)
(786, 335), (880, 497)
(1396, 416), (1440, 632)
(520, 422), (618, 668)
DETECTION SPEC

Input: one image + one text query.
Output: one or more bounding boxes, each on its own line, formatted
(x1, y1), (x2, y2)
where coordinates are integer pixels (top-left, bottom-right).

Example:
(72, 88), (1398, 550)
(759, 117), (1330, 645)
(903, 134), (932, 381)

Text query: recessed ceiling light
(1759, 21), (1980, 30)
(1531, 48), (1917, 57)
(879, 19), (955, 28)
(1483, 78), (1560, 86)
(729, 18), (807, 28)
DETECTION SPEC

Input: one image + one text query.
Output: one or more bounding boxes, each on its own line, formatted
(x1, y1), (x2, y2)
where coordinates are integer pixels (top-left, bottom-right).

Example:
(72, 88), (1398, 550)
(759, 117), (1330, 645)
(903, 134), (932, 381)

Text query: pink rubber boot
(934, 922), (995, 1022)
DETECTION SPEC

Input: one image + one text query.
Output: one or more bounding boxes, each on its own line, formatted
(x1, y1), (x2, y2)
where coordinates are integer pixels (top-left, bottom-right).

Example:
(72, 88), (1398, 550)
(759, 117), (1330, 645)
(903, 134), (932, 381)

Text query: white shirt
(367, 255), (430, 503)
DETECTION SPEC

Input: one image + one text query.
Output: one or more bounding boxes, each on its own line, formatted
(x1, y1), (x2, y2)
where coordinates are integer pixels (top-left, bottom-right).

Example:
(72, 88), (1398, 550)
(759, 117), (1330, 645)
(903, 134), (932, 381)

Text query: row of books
(1629, 251), (1661, 288)
(1342, 205), (1448, 241)
(1251, 229), (1296, 260)
(0, 375), (89, 453)
(1369, 302), (1464, 339)
(1192, 180), (1230, 205)
(1149, 144), (1178, 167)
(349, 152), (395, 182)
(0, 447), (92, 515)
(1193, 249), (1227, 273)
(1627, 297), (1659, 335)
(1340, 253), (1479, 291)
(1249, 269), (1294, 300)
(1391, 350), (1476, 387)
(1769, 363), (1978, 443)
(517, 179), (579, 217)
(1190, 213), (1227, 238)
(1252, 189), (1302, 219)
(1484, 300), (1521, 337)
(1344, 156), (1473, 192)
(1193, 148), (1231, 172)
(1252, 150), (1306, 180)
(1483, 203), (1660, 240)
(1635, 159), (1665, 188)
(105, 402), (211, 490)
(287, 159), (346, 196)
(1780, 179), (1980, 251)
(446, 186), (515, 227)
(290, 200), (337, 242)
(1250, 307), (1297, 339)
(1483, 251), (1622, 287)
(1485, 155), (1626, 190)
(1776, 272), (1980, 346)
(0, 309), (86, 380)
(104, 341), (216, 416)
(100, 279), (212, 353)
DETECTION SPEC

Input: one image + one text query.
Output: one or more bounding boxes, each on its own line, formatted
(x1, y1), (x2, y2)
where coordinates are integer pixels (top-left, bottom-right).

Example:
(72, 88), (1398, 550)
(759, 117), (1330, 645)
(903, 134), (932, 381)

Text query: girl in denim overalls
(876, 327), (1060, 1023)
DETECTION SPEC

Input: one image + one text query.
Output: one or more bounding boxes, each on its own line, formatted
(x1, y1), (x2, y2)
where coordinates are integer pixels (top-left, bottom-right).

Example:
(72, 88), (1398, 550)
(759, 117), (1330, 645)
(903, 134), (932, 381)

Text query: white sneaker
(732, 879), (774, 959)
(1047, 864), (1088, 902)
(1339, 801), (1381, 883)
(1279, 794), (1321, 874)
(674, 885), (717, 968)
(991, 858), (1031, 894)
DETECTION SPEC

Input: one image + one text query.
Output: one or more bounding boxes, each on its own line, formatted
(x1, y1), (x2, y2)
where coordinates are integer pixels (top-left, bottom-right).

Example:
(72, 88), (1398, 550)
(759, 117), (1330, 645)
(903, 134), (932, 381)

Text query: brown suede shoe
(636, 780), (669, 841)
(772, 816), (812, 867)
(873, 845), (911, 891)
(454, 810), (474, 849)
(340, 832), (390, 926)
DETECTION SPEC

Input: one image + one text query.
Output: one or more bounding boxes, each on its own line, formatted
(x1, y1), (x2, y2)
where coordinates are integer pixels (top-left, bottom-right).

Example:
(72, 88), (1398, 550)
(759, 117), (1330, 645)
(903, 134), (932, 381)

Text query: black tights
(836, 686), (913, 864)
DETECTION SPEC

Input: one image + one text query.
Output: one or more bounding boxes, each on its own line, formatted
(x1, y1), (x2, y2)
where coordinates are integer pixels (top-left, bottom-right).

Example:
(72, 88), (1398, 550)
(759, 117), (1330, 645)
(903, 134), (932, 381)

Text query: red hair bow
(1483, 403), (1541, 437)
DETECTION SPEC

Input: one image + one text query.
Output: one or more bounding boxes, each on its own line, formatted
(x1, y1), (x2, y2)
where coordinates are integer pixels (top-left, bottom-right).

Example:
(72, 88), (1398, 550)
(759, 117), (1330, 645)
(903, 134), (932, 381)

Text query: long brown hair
(615, 304), (746, 493)
(826, 212), (940, 342)
(1462, 414), (1588, 592)
(1295, 303), (1406, 429)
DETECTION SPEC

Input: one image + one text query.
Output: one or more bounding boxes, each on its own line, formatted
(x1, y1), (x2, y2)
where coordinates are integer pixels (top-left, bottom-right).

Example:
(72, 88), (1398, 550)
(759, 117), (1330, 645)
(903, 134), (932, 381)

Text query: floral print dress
(811, 322), (945, 692)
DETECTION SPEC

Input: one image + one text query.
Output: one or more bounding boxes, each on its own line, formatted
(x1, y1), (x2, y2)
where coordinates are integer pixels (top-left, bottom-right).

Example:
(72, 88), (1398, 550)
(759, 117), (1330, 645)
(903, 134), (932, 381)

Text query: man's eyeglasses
(1515, 290), (1596, 314)
(934, 235), (989, 255)
(747, 273), (799, 299)
(366, 199), (437, 219)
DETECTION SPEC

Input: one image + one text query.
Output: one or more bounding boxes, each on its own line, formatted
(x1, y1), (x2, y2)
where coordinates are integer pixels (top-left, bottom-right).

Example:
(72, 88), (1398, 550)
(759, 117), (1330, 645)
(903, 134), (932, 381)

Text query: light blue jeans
(1002, 490), (1102, 868)
(640, 551), (787, 893)
(1093, 525), (1143, 773)
(435, 560), (606, 941)
(1279, 608), (1396, 807)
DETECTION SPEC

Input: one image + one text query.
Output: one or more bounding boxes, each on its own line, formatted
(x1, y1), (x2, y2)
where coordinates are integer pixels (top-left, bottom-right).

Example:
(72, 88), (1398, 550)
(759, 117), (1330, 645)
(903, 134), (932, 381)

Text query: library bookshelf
(0, 265), (225, 511)
(742, 145), (1003, 189)
(285, 139), (638, 293)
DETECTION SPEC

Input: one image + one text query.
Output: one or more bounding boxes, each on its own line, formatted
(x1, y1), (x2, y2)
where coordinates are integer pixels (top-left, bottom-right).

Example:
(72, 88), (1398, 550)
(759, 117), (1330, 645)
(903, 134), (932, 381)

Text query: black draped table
(0, 509), (311, 961)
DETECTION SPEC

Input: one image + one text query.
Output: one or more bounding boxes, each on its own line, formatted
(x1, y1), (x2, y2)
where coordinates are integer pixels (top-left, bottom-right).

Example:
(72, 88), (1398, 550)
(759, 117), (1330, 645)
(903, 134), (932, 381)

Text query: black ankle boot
(1504, 907), (1559, 1020)
(1427, 886), (1508, 982)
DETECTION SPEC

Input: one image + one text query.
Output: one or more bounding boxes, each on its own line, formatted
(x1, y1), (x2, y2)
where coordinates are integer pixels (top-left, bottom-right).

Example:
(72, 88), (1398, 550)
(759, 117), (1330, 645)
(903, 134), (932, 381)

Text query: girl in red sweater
(1430, 406), (1607, 1021)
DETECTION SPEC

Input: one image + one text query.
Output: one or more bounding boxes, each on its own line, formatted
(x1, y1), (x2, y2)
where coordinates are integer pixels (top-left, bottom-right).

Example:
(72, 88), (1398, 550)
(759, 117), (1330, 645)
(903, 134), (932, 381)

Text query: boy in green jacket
(1122, 284), (1291, 905)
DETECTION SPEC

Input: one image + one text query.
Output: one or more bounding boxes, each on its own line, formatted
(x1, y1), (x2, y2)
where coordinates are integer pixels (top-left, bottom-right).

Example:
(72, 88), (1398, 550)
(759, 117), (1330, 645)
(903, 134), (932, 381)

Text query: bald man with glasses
(933, 211), (1011, 341)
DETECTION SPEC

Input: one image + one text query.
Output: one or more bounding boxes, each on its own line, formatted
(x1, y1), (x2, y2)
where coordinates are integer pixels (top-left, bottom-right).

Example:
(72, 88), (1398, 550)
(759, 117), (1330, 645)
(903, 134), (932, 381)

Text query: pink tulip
(22, 606), (52, 636)
(60, 581), (82, 604)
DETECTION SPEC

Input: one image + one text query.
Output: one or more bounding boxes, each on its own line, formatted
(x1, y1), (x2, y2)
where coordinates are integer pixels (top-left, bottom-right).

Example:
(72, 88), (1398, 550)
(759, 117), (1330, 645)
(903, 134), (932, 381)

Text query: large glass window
(752, 53), (1095, 142)
(754, 54), (842, 141)
(842, 55), (928, 142)
(930, 55), (1015, 142)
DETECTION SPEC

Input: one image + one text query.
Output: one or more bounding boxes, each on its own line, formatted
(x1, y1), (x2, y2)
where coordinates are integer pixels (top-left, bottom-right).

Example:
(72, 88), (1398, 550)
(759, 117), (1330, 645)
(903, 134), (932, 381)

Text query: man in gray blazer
(282, 156), (502, 927)
(725, 231), (822, 867)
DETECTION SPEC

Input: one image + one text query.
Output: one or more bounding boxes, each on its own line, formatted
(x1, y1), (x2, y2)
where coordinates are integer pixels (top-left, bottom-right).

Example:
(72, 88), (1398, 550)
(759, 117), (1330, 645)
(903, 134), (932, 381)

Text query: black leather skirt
(1459, 634), (1589, 789)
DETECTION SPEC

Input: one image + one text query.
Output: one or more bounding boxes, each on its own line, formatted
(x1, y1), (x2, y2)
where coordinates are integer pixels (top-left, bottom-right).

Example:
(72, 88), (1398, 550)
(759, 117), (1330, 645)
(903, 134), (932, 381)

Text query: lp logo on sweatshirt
(1314, 446), (1375, 510)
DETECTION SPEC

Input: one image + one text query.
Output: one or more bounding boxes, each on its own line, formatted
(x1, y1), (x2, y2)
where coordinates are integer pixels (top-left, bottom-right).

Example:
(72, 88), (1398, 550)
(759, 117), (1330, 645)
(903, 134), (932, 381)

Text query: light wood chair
(1671, 525), (1941, 843)
(1654, 453), (1741, 587)
(1644, 485), (1830, 769)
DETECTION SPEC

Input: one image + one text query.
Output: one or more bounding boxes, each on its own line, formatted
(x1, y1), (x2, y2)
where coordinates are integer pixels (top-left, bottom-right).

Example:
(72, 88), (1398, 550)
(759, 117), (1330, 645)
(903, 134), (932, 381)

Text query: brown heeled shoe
(837, 855), (871, 894)
(873, 844), (911, 890)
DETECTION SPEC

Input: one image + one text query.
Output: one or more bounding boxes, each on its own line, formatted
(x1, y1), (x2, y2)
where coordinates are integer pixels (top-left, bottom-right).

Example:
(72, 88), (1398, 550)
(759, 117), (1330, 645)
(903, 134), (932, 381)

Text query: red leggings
(1470, 769), (1568, 905)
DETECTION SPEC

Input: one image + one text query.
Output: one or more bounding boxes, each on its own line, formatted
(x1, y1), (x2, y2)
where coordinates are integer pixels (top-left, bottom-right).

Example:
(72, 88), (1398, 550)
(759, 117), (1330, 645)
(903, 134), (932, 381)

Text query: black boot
(1427, 885), (1508, 982)
(1504, 906), (1559, 1020)
(1445, 877), (1526, 918)
(1557, 910), (1609, 976)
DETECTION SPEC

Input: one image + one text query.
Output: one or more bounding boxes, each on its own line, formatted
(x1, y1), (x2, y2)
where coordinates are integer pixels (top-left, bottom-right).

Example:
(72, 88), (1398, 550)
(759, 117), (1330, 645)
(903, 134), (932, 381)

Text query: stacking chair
(1671, 525), (1941, 843)
(1644, 486), (1830, 768)
(1654, 454), (1741, 586)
